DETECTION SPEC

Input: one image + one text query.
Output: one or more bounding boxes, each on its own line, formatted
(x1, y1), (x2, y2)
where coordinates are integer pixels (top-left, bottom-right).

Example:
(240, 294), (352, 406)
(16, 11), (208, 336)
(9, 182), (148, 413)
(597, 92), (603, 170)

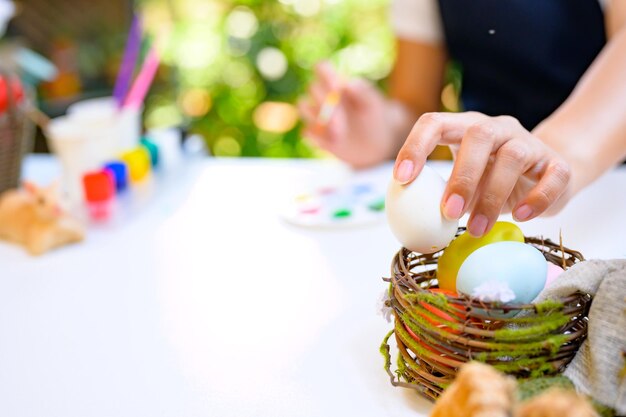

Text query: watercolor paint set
(282, 182), (386, 229)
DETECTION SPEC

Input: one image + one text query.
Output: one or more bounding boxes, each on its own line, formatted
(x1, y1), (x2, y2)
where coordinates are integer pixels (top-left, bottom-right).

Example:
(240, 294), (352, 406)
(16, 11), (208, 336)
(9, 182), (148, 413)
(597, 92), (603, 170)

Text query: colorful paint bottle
(140, 136), (159, 167)
(82, 169), (116, 221)
(121, 147), (151, 182)
(103, 161), (129, 192)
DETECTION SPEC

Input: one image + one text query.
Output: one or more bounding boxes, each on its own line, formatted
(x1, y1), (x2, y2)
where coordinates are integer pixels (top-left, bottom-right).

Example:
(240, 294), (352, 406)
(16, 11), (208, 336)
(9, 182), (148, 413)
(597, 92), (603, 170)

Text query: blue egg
(457, 241), (547, 305)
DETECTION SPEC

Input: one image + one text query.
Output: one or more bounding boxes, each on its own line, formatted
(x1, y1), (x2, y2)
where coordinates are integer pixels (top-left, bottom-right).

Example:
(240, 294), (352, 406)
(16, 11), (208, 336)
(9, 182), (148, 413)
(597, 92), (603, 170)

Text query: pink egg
(545, 262), (564, 288)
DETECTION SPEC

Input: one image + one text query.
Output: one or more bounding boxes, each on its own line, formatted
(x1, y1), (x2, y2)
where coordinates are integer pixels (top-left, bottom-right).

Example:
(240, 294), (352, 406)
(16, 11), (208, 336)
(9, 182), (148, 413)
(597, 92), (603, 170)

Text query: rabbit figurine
(430, 362), (598, 417)
(0, 182), (84, 255)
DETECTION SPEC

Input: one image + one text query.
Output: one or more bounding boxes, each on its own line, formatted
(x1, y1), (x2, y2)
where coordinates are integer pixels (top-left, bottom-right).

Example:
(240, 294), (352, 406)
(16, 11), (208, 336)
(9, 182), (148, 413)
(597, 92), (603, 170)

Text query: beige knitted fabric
(534, 259), (626, 414)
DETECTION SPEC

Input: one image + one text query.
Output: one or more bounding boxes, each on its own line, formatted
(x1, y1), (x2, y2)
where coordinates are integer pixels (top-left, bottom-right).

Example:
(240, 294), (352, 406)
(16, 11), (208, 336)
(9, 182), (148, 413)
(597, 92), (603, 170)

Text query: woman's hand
(298, 62), (400, 169)
(394, 112), (573, 237)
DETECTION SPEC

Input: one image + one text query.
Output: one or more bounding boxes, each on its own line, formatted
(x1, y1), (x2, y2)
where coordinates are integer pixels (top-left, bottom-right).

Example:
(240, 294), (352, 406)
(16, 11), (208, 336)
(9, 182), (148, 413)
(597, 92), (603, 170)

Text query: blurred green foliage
(140, 0), (395, 157)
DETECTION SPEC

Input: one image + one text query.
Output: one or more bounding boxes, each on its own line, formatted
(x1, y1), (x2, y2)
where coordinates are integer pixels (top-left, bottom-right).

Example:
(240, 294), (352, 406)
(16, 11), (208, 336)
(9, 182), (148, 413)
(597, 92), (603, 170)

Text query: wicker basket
(0, 73), (34, 194)
(381, 229), (589, 401)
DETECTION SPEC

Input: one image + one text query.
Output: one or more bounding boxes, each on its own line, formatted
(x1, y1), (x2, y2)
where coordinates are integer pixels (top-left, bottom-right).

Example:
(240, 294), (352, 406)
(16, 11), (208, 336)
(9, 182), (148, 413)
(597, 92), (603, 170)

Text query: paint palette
(281, 183), (386, 228)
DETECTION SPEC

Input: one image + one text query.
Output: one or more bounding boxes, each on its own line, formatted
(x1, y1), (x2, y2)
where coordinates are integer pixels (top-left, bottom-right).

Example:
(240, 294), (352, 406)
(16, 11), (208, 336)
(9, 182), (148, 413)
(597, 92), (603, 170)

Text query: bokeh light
(146, 103), (184, 129)
(222, 60), (254, 87)
(256, 47), (288, 81)
(293, 0), (322, 17)
(177, 0), (222, 22)
(253, 101), (299, 133)
(140, 0), (395, 158)
(441, 83), (460, 112)
(226, 6), (259, 39)
(175, 26), (221, 69)
(180, 89), (213, 117)
(213, 136), (242, 156)
(227, 37), (251, 57)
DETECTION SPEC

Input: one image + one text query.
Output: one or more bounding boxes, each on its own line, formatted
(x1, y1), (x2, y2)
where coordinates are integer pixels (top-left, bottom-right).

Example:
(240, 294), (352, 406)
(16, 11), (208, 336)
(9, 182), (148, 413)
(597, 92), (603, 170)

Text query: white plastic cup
(67, 97), (142, 163)
(118, 107), (142, 151)
(46, 116), (98, 207)
(67, 96), (117, 118)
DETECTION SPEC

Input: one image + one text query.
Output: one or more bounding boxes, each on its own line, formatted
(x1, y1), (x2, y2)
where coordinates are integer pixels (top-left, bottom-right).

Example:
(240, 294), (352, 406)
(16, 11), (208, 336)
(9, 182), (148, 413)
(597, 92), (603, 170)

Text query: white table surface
(1, 155), (625, 417)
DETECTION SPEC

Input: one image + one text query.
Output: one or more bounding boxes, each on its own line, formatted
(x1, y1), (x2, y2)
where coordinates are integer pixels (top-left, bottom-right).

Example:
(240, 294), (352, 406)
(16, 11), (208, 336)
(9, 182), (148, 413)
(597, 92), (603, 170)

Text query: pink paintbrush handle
(123, 45), (160, 111)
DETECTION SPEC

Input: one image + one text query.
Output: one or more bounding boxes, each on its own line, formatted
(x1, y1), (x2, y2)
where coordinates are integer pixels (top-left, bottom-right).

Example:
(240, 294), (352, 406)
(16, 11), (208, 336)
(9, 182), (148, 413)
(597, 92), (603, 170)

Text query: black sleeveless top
(437, 0), (606, 130)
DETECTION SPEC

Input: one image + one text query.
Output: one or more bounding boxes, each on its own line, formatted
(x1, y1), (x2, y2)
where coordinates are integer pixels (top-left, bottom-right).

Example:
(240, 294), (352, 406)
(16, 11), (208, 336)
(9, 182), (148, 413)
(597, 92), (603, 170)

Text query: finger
(467, 140), (534, 236)
(317, 90), (341, 127)
(512, 159), (571, 222)
(304, 121), (344, 153)
(302, 128), (327, 149)
(324, 105), (345, 144)
(301, 107), (340, 146)
(299, 92), (341, 141)
(342, 78), (374, 110)
(441, 116), (522, 221)
(315, 61), (342, 92)
(394, 112), (487, 185)
(297, 99), (317, 125)
(310, 83), (327, 107)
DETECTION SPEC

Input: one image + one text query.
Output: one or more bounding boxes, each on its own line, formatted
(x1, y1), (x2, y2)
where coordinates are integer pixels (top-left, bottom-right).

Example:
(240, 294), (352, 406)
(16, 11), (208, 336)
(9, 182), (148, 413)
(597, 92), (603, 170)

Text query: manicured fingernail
(468, 215), (488, 237)
(443, 194), (465, 220)
(394, 160), (414, 184)
(514, 204), (534, 221)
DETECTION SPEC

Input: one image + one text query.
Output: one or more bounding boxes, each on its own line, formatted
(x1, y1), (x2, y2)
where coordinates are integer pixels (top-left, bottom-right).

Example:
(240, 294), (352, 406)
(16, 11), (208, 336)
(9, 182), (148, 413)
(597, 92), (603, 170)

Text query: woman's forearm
(534, 27), (626, 197)
(386, 38), (448, 159)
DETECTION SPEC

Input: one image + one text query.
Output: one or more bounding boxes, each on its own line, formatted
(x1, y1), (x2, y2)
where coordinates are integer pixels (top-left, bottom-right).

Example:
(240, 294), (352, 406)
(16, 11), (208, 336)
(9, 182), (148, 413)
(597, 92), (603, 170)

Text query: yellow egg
(437, 221), (525, 291)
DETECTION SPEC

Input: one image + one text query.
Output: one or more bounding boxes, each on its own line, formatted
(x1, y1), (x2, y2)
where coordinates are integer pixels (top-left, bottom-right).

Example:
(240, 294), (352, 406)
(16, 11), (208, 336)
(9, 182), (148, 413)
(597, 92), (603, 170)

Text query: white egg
(386, 165), (458, 254)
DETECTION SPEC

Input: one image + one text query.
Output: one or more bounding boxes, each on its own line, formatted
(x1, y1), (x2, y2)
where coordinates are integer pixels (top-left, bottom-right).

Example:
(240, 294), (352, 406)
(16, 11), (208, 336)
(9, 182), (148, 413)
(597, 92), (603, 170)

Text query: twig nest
(380, 232), (589, 401)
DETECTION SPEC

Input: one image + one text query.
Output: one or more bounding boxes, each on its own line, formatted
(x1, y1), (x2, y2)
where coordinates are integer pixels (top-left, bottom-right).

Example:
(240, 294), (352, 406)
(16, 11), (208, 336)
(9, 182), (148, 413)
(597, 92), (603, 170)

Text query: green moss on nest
(534, 299), (565, 314)
(402, 303), (465, 334)
(467, 336), (569, 361)
(498, 314), (559, 325)
(593, 402), (617, 417)
(517, 375), (574, 401)
(405, 292), (454, 311)
(396, 350), (407, 378)
(395, 319), (434, 359)
(490, 358), (557, 377)
(493, 314), (569, 341)
(399, 309), (571, 375)
(394, 321), (448, 389)
(401, 305), (570, 351)
(403, 292), (568, 333)
(380, 329), (394, 371)
(517, 376), (616, 417)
